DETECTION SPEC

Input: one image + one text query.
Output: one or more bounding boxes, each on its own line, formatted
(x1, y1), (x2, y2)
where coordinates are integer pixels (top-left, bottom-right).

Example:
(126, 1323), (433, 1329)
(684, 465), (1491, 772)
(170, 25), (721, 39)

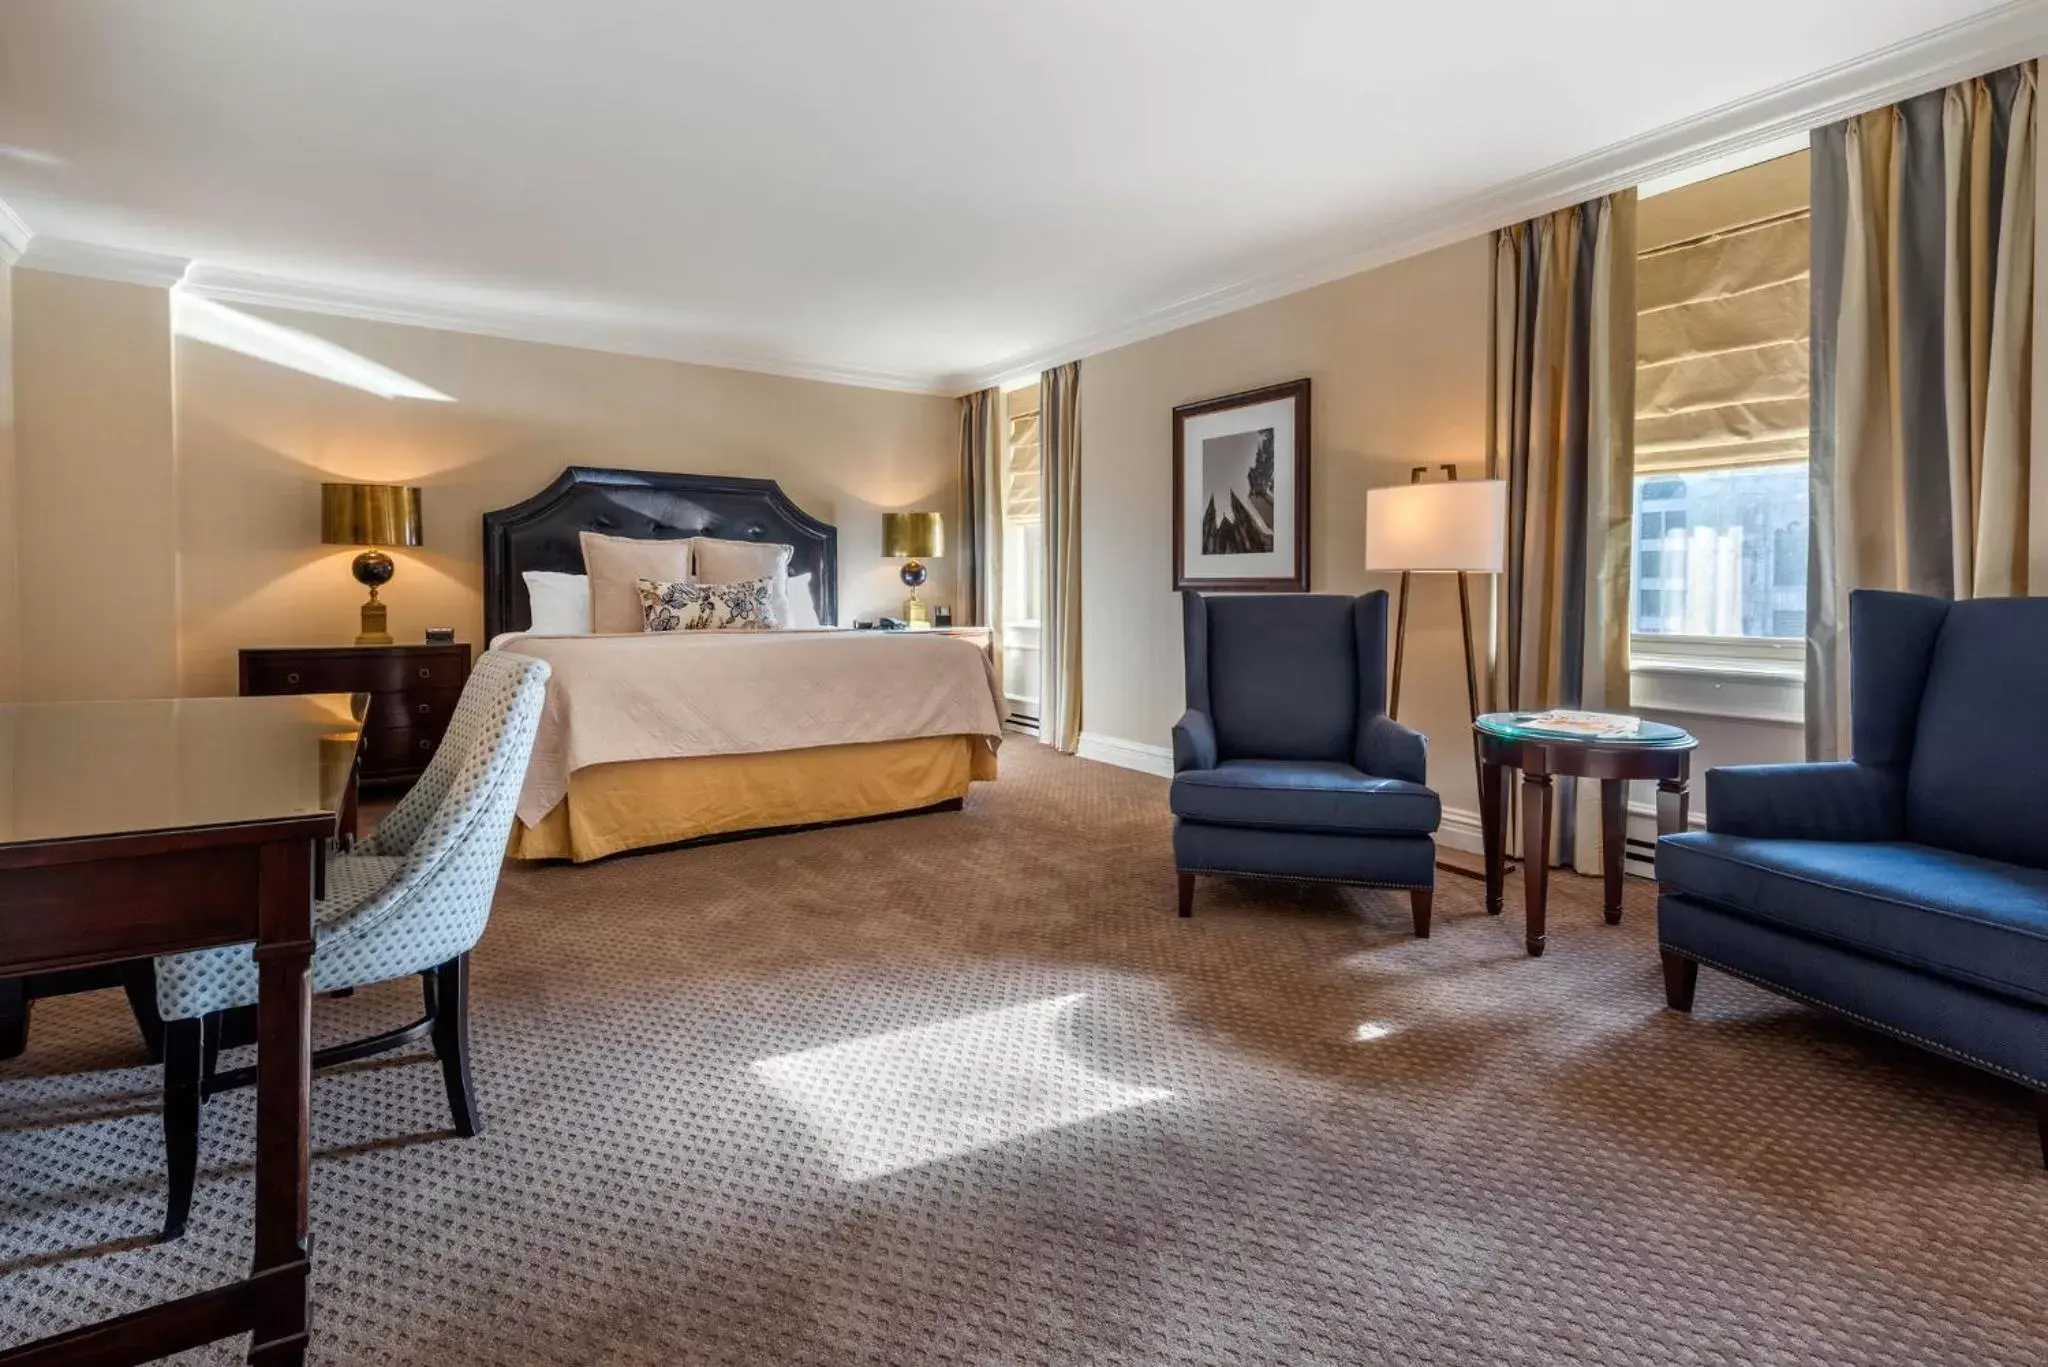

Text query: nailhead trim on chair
(1669, 947), (2048, 1090)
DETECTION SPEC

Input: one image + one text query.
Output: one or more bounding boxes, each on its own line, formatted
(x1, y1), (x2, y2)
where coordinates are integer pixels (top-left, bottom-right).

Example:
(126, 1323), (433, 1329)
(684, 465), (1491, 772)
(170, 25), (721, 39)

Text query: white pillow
(523, 571), (593, 635)
(784, 572), (823, 629)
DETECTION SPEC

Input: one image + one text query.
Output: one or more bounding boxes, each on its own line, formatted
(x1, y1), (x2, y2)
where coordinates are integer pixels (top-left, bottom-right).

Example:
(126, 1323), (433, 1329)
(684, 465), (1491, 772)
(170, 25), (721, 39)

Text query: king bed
(481, 466), (1002, 862)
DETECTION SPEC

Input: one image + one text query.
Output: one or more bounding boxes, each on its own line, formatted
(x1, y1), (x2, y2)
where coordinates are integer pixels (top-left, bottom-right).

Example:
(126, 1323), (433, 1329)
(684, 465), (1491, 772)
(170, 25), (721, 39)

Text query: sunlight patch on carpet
(751, 992), (1173, 1182)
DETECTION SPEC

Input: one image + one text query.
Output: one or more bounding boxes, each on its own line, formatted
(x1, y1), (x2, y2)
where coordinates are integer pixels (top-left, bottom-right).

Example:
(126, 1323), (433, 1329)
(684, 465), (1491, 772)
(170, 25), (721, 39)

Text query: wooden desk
(0, 693), (366, 1366)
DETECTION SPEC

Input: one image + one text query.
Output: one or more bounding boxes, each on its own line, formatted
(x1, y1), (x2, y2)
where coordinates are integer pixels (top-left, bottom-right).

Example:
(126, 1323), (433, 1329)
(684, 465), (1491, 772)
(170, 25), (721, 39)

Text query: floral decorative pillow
(637, 576), (777, 631)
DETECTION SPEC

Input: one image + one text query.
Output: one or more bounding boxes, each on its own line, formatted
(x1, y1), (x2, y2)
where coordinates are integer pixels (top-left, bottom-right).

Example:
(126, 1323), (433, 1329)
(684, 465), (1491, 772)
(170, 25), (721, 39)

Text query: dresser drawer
(243, 649), (469, 696)
(370, 687), (464, 731)
(362, 725), (447, 775)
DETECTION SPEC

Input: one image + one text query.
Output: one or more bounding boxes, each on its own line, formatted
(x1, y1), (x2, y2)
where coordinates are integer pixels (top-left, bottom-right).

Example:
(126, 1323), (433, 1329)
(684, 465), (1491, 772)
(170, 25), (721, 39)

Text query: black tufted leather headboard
(481, 466), (838, 640)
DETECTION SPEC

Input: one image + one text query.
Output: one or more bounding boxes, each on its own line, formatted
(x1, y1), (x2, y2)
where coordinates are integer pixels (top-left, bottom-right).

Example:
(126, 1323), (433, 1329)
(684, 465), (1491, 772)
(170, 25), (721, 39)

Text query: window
(999, 386), (1043, 723)
(1632, 464), (1806, 639)
(1633, 151), (1810, 687)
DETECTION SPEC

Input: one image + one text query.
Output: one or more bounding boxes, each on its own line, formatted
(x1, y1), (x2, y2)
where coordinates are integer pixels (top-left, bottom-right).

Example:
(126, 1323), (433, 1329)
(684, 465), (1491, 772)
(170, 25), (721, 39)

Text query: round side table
(1473, 713), (1698, 957)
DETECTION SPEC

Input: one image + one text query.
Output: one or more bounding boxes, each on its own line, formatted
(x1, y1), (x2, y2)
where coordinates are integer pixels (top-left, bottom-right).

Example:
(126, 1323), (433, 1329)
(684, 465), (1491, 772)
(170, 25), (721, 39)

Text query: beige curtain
(1039, 362), (1082, 753)
(957, 387), (1002, 630)
(1808, 61), (2038, 759)
(1489, 191), (1637, 869)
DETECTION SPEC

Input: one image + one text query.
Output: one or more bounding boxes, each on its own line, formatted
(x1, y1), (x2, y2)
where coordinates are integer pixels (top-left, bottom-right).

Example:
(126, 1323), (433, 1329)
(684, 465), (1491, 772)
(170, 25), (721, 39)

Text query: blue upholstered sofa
(1657, 589), (2048, 1165)
(1171, 590), (1441, 934)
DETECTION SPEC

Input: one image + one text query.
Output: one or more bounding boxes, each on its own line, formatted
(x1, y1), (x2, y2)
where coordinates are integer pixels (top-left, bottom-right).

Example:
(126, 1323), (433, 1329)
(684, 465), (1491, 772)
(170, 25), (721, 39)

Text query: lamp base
(902, 593), (930, 627)
(356, 590), (393, 646)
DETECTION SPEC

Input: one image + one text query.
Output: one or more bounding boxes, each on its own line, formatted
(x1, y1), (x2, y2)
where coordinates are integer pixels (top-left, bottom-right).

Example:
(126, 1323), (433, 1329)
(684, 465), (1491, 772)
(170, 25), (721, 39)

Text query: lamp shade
(881, 511), (943, 559)
(321, 483), (422, 548)
(1364, 479), (1505, 573)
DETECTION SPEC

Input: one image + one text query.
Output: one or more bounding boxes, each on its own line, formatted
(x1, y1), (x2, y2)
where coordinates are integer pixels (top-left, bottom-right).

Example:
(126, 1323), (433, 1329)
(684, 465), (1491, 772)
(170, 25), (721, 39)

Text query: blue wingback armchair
(1171, 590), (1441, 934)
(1657, 589), (2048, 1165)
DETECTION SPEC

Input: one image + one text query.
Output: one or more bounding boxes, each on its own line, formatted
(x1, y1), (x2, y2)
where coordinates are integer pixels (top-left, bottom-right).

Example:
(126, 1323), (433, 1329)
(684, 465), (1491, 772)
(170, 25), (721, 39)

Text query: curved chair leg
(1409, 889), (1433, 939)
(119, 961), (166, 1065)
(1176, 873), (1195, 918)
(161, 1017), (204, 1240)
(432, 954), (482, 1138)
(0, 977), (27, 1062)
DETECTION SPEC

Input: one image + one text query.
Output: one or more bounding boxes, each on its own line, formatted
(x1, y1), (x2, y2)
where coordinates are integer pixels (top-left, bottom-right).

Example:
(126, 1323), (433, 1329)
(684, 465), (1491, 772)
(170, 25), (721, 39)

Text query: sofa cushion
(1203, 594), (1358, 762)
(1656, 832), (2048, 1008)
(1171, 759), (1441, 836)
(1904, 596), (2048, 870)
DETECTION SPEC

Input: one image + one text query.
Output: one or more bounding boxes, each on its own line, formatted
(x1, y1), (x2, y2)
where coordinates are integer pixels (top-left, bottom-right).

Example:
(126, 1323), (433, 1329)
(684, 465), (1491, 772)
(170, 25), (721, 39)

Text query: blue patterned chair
(1658, 589), (2048, 1166)
(1171, 590), (1440, 933)
(151, 651), (551, 1238)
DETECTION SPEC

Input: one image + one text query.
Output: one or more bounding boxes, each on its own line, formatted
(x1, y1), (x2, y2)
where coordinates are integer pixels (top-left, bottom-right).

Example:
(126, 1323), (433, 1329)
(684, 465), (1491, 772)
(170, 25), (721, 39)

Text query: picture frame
(1171, 378), (1311, 592)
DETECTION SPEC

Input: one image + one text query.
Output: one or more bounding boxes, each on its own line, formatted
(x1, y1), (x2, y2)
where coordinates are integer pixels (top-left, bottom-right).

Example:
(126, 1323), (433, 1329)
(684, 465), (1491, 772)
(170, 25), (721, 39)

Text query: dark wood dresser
(239, 643), (471, 789)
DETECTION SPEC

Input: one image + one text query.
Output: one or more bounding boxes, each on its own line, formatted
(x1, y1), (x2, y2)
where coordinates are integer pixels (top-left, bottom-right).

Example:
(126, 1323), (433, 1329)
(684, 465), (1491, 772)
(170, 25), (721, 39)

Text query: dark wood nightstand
(240, 642), (471, 789)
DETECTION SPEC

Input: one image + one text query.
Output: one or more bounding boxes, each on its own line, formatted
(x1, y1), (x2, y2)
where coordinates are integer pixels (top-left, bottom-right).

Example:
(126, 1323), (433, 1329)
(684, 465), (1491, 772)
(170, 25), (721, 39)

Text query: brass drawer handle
(418, 738), (433, 751)
(418, 667), (431, 679)
(417, 702), (431, 715)
(285, 671), (300, 685)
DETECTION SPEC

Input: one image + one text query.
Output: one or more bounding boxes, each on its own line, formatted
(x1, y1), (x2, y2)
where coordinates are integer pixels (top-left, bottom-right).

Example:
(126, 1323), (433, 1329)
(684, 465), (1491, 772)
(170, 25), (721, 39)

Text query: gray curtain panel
(1039, 362), (1082, 754)
(956, 387), (1001, 629)
(1489, 192), (1637, 869)
(1808, 62), (2037, 759)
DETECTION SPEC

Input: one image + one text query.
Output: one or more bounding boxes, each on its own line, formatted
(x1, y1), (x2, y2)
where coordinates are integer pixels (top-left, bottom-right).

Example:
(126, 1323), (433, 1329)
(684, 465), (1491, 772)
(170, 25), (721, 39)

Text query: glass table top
(1474, 711), (1696, 748)
(0, 693), (367, 847)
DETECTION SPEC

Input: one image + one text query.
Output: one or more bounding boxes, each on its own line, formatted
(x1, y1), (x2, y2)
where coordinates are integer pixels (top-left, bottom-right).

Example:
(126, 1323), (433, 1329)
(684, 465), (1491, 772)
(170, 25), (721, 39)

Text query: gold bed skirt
(508, 734), (998, 863)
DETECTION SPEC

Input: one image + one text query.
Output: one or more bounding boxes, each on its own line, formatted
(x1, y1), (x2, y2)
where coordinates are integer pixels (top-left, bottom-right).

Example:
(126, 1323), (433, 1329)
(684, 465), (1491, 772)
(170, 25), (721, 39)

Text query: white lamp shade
(1364, 479), (1507, 573)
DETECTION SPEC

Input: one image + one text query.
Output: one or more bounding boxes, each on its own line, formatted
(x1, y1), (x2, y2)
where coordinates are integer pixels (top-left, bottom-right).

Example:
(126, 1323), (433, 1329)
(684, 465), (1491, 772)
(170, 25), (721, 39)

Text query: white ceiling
(0, 1), (2038, 391)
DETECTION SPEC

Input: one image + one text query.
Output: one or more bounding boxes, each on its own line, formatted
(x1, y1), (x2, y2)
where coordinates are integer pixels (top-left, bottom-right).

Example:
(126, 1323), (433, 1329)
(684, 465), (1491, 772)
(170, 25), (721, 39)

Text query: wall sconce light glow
(1352, 1021), (1398, 1043)
(172, 291), (455, 402)
(751, 992), (1173, 1182)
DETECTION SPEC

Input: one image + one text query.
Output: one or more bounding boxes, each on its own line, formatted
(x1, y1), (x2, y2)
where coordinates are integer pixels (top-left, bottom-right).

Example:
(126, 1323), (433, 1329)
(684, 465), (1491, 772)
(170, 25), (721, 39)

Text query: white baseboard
(1438, 806), (1483, 856)
(1075, 731), (1174, 778)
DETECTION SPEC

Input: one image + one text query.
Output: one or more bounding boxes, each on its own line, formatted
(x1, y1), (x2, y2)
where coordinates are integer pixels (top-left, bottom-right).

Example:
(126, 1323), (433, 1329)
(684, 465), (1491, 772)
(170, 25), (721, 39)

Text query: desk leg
(1521, 772), (1553, 957)
(1480, 760), (1506, 916)
(0, 977), (27, 1061)
(1657, 775), (1691, 839)
(246, 839), (314, 1367)
(1600, 778), (1627, 926)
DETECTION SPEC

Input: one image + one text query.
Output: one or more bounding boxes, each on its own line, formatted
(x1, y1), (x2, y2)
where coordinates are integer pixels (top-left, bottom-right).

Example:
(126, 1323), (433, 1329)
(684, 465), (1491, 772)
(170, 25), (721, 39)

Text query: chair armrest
(1172, 709), (1217, 772)
(1704, 762), (1904, 841)
(1358, 713), (1428, 785)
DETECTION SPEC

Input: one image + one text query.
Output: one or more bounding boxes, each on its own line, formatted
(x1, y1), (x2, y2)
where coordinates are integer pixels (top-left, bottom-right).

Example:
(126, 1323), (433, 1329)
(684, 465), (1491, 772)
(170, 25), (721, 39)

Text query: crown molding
(17, 235), (191, 287)
(0, 195), (29, 266)
(179, 264), (955, 395)
(946, 0), (2048, 391)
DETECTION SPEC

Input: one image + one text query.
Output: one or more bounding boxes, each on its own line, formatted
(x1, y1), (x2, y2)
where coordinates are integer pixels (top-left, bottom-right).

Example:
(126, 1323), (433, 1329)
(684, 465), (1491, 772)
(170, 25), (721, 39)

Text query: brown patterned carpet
(4, 739), (2046, 1364)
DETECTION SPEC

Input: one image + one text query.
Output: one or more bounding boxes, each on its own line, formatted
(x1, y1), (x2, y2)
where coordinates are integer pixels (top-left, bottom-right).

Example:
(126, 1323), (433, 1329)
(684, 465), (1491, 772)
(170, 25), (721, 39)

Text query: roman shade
(1636, 154), (1810, 473)
(1004, 391), (1041, 523)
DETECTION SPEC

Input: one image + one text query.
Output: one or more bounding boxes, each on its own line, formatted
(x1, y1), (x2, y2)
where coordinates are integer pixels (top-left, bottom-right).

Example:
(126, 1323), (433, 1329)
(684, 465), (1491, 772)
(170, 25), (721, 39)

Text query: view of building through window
(1632, 464), (1806, 639)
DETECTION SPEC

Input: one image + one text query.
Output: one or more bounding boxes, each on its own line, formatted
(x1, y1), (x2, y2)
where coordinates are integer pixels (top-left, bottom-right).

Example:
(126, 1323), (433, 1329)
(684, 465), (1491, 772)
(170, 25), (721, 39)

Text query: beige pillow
(693, 537), (795, 623)
(580, 531), (695, 633)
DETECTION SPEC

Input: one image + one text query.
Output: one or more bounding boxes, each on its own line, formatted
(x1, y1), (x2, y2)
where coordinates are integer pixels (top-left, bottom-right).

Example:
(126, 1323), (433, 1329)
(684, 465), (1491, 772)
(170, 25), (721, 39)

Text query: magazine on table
(1513, 709), (1641, 740)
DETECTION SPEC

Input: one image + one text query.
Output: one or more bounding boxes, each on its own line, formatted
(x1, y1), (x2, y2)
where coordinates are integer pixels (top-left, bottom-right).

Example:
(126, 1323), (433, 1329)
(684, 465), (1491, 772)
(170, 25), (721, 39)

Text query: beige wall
(0, 263), (16, 702)
(12, 268), (180, 701)
(168, 306), (958, 695)
(1080, 238), (1495, 813)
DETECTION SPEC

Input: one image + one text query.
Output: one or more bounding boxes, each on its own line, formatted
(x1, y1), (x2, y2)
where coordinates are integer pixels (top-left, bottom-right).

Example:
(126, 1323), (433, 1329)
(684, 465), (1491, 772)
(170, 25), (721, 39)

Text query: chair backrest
(366, 651), (552, 888)
(1184, 591), (1387, 763)
(1852, 592), (2048, 870)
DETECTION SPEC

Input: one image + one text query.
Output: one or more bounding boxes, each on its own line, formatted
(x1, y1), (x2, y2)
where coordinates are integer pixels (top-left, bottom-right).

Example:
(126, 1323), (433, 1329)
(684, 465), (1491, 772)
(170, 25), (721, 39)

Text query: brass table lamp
(321, 482), (422, 645)
(881, 511), (943, 626)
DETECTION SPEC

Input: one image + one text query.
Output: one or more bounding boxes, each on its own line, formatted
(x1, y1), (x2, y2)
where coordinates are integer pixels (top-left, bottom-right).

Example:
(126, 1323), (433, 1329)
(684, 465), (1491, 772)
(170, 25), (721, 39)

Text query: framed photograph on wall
(1171, 378), (1310, 592)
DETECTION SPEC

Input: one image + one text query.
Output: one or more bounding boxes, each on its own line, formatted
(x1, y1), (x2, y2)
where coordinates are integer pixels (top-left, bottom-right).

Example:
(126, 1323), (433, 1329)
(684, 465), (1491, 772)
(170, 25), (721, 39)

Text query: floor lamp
(1364, 466), (1508, 873)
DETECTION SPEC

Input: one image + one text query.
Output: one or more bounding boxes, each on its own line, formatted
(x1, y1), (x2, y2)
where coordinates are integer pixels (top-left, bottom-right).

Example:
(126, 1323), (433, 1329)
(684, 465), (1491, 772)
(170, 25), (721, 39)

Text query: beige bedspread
(497, 630), (1004, 826)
